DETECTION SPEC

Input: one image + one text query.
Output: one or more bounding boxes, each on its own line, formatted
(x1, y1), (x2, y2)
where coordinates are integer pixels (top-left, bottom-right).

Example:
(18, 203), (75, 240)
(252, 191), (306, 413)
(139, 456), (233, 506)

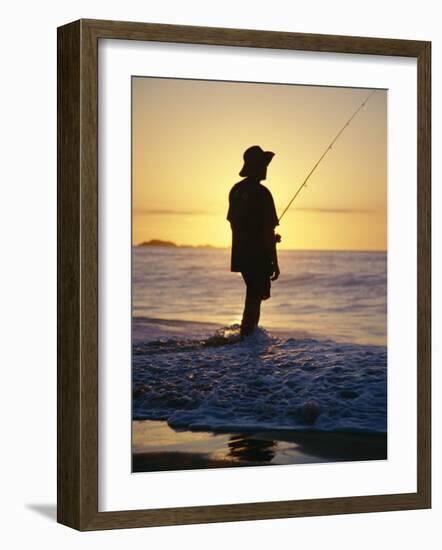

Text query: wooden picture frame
(57, 18), (431, 530)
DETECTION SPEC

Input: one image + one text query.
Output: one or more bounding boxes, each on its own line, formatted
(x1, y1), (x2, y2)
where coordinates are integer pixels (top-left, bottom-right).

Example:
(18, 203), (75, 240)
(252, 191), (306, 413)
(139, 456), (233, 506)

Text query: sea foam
(133, 325), (387, 434)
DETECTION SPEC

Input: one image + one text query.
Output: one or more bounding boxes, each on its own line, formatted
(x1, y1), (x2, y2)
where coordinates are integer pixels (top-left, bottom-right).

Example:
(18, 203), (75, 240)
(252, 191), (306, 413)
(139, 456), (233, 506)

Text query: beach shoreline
(132, 420), (387, 473)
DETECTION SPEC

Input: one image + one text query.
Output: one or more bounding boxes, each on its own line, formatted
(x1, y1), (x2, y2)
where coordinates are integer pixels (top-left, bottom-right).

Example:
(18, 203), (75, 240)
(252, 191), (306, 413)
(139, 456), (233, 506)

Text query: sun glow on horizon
(133, 78), (387, 252)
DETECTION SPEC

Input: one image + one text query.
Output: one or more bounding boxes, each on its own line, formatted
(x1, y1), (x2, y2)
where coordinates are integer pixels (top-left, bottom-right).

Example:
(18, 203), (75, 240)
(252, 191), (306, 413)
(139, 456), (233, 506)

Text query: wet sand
(132, 420), (387, 473)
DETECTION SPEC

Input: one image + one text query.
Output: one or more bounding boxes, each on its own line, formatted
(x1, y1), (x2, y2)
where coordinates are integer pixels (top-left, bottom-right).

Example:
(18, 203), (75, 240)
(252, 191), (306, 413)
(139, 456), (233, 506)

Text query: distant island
(138, 239), (177, 247)
(137, 239), (217, 249)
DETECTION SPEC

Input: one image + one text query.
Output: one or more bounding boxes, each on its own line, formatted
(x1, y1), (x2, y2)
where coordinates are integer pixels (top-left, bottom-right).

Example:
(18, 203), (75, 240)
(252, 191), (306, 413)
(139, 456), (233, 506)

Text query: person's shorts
(241, 270), (271, 300)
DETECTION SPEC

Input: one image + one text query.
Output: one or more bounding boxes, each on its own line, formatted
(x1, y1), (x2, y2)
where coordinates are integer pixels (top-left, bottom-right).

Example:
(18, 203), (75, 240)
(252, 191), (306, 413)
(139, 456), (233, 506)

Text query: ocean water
(132, 247), (387, 434)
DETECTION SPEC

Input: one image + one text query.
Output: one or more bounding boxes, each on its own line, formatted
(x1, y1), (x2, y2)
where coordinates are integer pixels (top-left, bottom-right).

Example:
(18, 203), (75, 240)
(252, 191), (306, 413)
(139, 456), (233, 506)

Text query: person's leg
(254, 299), (261, 328)
(241, 295), (261, 337)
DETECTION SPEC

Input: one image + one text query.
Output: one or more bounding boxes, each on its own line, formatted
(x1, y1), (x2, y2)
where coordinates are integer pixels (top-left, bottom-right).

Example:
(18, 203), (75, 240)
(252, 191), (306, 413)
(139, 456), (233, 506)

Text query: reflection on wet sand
(227, 435), (276, 463)
(132, 420), (387, 473)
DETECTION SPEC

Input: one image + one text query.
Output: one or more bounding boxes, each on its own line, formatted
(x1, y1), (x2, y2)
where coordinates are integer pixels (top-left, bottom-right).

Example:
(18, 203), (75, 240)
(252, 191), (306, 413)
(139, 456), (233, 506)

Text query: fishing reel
(275, 233), (282, 244)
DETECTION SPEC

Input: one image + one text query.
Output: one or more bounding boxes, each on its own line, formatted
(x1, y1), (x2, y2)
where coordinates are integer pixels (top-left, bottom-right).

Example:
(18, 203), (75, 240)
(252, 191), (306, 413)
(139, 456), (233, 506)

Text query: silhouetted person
(227, 146), (280, 338)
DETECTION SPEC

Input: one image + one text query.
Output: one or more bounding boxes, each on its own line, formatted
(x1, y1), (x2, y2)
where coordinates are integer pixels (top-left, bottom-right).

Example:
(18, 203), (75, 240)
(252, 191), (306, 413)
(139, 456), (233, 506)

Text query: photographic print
(131, 76), (388, 473)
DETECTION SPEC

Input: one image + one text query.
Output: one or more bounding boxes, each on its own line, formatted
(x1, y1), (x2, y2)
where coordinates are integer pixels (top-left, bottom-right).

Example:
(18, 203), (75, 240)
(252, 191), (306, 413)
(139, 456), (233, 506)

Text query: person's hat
(239, 145), (275, 177)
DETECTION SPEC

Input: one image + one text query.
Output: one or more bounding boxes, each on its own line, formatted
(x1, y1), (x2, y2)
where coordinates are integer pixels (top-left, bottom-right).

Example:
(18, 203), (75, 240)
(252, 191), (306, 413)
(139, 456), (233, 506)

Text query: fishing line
(278, 89), (378, 223)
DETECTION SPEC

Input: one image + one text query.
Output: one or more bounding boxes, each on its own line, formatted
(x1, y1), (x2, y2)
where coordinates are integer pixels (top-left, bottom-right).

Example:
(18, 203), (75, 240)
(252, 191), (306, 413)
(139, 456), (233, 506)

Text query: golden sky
(133, 77), (387, 251)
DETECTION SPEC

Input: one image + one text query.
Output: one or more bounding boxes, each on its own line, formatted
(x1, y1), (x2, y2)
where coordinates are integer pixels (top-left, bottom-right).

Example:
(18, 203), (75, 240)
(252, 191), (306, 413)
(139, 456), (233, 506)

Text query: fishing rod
(277, 89), (377, 224)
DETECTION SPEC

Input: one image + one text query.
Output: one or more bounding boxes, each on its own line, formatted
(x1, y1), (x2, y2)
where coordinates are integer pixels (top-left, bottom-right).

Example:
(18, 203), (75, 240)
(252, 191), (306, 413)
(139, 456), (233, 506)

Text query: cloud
(134, 208), (210, 216)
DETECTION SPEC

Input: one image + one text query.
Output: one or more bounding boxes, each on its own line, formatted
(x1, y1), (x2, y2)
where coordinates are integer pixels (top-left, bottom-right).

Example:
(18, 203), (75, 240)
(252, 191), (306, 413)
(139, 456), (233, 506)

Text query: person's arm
(264, 227), (280, 281)
(270, 229), (280, 281)
(264, 190), (280, 281)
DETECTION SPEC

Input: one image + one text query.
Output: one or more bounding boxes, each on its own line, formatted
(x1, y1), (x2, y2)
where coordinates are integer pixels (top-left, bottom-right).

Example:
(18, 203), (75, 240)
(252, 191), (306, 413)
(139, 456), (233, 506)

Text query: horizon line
(134, 242), (387, 253)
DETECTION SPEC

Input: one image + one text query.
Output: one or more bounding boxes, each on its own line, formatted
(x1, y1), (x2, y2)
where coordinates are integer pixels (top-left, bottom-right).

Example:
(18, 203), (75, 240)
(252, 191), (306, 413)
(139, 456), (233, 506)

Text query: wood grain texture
(416, 41), (431, 507)
(83, 18), (427, 56)
(57, 19), (431, 531)
(57, 20), (81, 529)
